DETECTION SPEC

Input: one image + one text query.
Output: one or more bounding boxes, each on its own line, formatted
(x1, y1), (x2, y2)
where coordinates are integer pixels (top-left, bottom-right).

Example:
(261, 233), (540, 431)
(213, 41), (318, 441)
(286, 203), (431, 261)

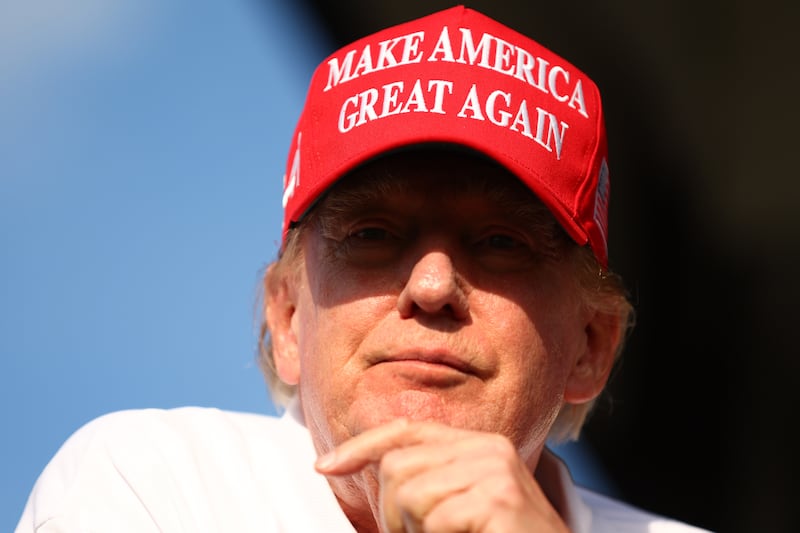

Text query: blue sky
(1, 0), (330, 525)
(1, 1), (613, 528)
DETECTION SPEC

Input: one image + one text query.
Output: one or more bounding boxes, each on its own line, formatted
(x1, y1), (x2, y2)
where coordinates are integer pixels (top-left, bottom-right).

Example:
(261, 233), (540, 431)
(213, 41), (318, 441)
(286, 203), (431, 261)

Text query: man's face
(273, 150), (599, 464)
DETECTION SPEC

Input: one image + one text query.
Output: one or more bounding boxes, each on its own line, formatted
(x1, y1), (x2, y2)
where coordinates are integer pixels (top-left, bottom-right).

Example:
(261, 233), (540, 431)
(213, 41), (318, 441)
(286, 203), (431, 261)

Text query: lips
(371, 350), (479, 376)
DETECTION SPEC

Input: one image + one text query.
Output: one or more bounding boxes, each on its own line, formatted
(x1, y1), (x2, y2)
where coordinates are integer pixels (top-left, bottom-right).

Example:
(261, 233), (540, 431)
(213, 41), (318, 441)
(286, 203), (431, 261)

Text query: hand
(315, 418), (570, 533)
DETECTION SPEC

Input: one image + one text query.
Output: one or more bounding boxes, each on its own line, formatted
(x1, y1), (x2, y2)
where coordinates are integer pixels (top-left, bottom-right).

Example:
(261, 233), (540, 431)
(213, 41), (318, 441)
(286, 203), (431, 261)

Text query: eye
(472, 227), (539, 270)
(349, 226), (394, 242)
(474, 229), (528, 251)
(332, 221), (407, 267)
(484, 233), (524, 250)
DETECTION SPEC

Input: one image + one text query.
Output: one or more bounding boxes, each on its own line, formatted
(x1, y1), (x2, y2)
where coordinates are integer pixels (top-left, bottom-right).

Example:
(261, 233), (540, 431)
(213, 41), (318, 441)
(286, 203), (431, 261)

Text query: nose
(397, 250), (470, 320)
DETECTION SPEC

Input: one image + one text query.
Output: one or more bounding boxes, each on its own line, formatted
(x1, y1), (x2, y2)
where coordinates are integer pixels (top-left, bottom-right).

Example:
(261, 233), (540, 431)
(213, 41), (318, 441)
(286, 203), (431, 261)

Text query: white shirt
(17, 401), (711, 532)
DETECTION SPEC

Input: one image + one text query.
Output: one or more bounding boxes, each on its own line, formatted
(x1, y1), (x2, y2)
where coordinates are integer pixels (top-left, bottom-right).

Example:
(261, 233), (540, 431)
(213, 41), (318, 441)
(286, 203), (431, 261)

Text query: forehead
(318, 148), (544, 213)
(288, 148), (575, 264)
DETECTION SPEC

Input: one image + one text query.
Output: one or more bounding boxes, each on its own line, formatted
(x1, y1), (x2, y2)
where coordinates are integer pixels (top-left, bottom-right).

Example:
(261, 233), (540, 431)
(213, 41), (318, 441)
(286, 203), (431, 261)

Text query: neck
(329, 469), (383, 533)
(534, 448), (572, 521)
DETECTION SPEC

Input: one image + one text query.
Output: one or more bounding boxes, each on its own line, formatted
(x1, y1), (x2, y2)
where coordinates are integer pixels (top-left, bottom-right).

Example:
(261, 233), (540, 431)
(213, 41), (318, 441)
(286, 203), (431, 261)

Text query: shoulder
(75, 405), (281, 438)
(17, 407), (290, 532)
(578, 487), (714, 533)
(36, 406), (289, 484)
(45, 407), (285, 471)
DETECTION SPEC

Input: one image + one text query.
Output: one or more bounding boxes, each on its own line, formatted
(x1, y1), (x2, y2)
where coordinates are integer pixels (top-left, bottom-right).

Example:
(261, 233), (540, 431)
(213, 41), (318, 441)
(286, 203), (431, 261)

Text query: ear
(563, 310), (623, 405)
(264, 263), (301, 385)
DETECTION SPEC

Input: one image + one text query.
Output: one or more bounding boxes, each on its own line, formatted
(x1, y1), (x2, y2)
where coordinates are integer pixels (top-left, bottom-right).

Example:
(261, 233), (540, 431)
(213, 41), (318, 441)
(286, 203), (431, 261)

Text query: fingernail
(315, 451), (337, 471)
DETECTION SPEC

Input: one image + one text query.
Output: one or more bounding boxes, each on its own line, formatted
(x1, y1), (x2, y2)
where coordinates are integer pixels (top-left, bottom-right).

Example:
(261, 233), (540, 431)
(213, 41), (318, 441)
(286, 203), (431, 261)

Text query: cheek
(299, 246), (400, 375)
(476, 301), (578, 456)
(293, 290), (396, 451)
(493, 290), (584, 389)
(294, 291), (389, 391)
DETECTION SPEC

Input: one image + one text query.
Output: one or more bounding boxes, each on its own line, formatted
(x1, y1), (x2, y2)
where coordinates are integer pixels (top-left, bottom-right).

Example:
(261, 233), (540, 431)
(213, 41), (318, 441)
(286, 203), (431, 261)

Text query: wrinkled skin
(266, 151), (620, 532)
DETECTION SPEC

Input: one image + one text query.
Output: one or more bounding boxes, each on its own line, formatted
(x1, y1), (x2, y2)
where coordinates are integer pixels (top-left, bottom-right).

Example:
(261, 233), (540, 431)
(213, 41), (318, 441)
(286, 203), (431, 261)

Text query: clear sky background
(1, 1), (613, 528)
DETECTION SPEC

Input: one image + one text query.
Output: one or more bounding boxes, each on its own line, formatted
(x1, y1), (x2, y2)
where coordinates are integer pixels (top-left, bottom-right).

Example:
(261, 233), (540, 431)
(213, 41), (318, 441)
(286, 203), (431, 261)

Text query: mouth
(370, 351), (480, 385)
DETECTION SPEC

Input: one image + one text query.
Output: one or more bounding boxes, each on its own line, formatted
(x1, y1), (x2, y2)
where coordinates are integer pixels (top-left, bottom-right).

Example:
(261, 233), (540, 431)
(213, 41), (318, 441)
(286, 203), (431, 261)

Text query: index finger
(314, 418), (471, 475)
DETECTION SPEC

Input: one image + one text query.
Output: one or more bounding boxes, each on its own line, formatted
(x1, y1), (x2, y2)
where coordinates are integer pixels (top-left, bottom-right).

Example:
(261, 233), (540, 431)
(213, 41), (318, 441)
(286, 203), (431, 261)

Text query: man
(17, 6), (710, 532)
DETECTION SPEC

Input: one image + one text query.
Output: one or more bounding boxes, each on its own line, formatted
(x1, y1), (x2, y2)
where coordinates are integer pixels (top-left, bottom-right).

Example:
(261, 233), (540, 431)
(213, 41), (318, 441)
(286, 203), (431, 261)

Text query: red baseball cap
(281, 5), (611, 267)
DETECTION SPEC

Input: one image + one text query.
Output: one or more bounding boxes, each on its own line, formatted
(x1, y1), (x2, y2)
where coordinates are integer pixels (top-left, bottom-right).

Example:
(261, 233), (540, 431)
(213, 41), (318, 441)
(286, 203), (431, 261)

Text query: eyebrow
(311, 166), (572, 256)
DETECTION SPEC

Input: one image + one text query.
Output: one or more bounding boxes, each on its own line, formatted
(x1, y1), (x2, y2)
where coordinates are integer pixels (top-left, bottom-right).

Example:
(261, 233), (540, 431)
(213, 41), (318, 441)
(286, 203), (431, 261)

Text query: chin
(347, 388), (485, 435)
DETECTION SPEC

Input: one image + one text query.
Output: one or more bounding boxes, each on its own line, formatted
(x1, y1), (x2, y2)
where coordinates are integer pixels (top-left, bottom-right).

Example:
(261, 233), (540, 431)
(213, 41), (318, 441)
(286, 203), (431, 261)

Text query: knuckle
(378, 447), (408, 479)
(492, 476), (525, 503)
(486, 433), (517, 458)
(394, 482), (416, 507)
